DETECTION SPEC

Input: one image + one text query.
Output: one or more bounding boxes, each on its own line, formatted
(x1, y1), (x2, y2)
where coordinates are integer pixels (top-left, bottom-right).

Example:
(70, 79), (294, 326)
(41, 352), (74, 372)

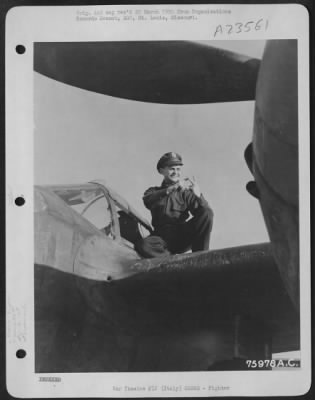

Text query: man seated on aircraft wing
(135, 152), (214, 258)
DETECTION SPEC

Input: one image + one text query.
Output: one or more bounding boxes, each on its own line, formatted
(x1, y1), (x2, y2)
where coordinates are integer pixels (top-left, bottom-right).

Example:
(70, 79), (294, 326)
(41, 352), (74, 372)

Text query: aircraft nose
(250, 40), (300, 310)
(253, 40), (298, 207)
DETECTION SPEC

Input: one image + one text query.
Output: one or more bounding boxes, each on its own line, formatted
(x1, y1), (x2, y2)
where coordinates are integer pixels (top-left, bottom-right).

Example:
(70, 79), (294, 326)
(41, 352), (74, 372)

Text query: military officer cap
(157, 152), (183, 171)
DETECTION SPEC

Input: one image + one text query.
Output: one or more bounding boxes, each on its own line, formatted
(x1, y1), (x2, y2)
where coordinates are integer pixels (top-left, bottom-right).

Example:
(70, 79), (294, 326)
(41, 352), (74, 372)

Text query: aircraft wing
(35, 243), (299, 372)
(34, 41), (260, 104)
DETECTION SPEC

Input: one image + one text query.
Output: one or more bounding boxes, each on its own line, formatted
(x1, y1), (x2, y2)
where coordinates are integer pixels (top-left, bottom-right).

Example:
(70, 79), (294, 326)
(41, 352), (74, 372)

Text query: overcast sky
(34, 40), (269, 250)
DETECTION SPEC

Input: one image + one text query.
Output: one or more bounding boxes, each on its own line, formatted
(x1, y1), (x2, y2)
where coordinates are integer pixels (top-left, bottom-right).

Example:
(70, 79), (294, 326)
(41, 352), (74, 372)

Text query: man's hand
(166, 180), (190, 194)
(178, 178), (193, 191)
(166, 177), (201, 197)
(186, 176), (201, 197)
(177, 177), (202, 197)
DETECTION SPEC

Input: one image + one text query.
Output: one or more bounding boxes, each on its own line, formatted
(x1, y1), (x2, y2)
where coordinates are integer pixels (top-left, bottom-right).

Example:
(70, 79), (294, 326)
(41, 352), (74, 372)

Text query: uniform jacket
(143, 180), (211, 231)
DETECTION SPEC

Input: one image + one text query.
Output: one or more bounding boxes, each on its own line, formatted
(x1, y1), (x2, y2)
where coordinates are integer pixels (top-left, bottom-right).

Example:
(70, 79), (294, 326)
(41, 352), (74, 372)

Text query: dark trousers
(135, 207), (213, 258)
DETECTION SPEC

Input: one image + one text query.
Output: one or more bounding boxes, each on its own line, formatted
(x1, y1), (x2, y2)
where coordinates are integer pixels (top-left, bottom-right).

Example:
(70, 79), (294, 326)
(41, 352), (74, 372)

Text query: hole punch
(15, 45), (26, 54)
(15, 197), (25, 206)
(16, 349), (26, 359)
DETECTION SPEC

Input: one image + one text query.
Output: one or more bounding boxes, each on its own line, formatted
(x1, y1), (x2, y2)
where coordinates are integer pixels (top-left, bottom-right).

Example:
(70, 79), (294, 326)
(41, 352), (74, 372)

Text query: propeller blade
(34, 41), (260, 104)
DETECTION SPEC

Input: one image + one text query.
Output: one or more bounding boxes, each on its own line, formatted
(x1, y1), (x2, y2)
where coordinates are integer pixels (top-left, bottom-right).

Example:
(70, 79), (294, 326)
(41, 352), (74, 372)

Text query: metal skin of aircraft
(245, 41), (299, 310)
(34, 40), (300, 372)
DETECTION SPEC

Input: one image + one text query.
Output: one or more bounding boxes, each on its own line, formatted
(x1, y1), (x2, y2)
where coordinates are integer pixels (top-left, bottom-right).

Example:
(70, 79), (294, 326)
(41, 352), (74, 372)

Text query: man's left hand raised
(189, 176), (201, 197)
(178, 177), (201, 197)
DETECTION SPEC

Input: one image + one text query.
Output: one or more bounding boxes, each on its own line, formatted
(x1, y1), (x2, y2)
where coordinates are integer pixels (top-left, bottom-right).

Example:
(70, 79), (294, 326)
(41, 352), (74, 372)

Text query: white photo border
(6, 3), (311, 398)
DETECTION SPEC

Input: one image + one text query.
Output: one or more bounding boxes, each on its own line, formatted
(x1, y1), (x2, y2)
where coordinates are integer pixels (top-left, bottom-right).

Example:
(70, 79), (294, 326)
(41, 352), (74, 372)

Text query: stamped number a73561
(214, 19), (269, 37)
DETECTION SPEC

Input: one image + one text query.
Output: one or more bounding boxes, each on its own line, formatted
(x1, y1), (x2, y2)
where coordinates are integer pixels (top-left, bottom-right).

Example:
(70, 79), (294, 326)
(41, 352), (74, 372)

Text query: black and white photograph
(6, 4), (311, 398)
